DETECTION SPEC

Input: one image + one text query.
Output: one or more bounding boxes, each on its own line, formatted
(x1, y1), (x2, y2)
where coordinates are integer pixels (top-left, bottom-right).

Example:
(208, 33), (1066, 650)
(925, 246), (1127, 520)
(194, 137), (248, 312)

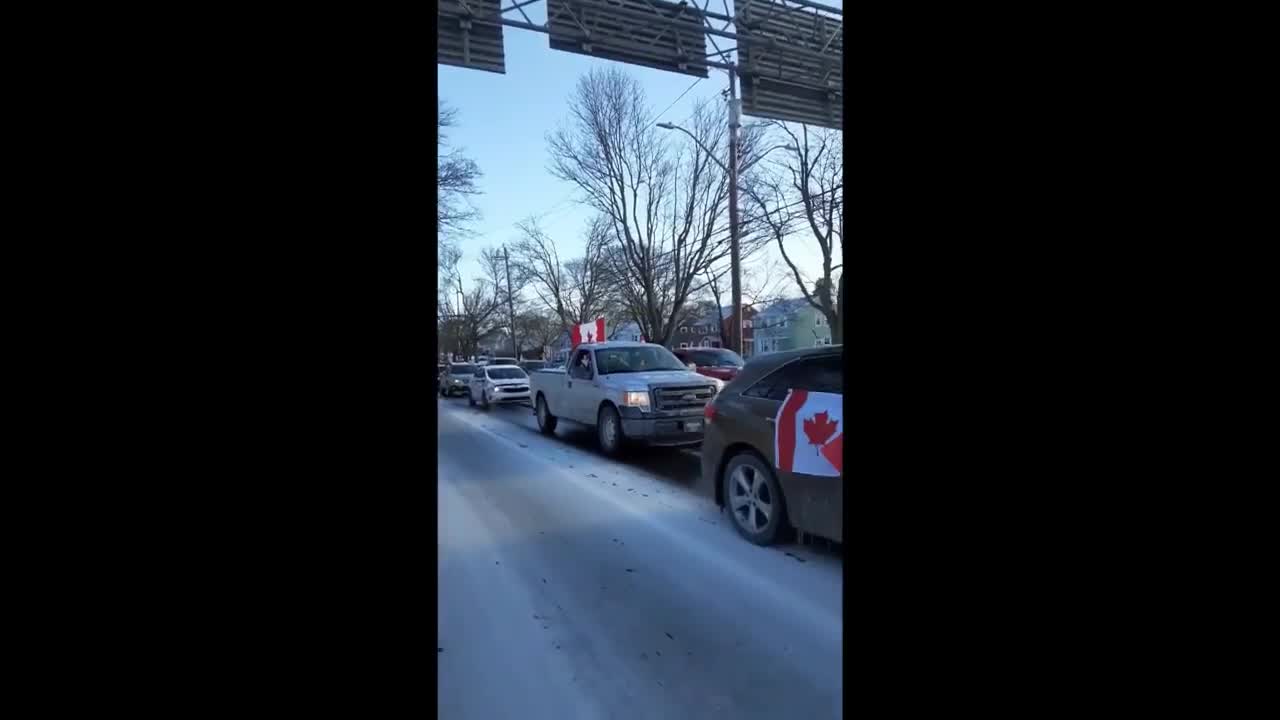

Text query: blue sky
(439, 1), (839, 300)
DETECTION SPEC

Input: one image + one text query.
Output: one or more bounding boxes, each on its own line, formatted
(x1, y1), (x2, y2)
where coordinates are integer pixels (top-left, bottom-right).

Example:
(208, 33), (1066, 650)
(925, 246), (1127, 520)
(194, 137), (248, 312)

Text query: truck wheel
(597, 405), (623, 456)
(481, 390), (490, 410)
(536, 394), (557, 435)
(723, 452), (790, 546)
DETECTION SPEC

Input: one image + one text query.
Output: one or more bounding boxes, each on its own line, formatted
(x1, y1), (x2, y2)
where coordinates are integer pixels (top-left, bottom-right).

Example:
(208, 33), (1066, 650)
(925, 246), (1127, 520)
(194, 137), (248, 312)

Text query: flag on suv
(774, 389), (842, 477)
(571, 318), (606, 348)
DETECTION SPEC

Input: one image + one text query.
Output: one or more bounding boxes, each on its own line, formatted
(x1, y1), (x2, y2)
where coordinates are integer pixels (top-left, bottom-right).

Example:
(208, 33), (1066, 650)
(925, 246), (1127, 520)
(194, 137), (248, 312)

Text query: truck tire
(481, 390), (490, 410)
(597, 405), (623, 456)
(536, 394), (558, 435)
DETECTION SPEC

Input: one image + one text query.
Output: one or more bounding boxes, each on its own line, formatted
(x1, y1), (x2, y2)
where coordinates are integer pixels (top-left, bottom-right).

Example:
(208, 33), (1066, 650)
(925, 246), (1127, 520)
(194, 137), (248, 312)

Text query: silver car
(439, 363), (477, 397)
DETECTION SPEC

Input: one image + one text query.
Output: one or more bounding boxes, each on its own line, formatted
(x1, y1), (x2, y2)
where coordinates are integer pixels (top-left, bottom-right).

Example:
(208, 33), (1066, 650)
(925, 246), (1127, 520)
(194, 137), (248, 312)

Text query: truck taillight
(704, 402), (716, 423)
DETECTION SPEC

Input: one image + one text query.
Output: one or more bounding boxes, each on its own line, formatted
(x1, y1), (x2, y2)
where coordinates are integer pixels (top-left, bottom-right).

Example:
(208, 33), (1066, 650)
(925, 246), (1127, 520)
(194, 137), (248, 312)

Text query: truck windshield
(596, 346), (687, 374)
(486, 367), (527, 379)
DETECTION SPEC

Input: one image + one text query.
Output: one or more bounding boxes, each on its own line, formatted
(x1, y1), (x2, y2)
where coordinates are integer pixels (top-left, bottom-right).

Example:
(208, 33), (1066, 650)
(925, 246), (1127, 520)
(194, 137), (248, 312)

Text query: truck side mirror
(686, 363), (697, 371)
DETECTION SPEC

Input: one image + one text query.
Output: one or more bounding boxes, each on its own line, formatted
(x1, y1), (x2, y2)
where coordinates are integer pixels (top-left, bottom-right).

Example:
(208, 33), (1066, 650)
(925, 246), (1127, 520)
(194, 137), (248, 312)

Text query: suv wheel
(597, 405), (623, 456)
(536, 394), (557, 435)
(723, 452), (789, 546)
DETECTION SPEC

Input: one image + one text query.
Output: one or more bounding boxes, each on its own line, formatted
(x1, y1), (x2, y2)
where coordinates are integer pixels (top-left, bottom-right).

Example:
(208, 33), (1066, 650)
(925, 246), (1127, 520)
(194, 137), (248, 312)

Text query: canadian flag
(570, 318), (606, 348)
(774, 389), (842, 477)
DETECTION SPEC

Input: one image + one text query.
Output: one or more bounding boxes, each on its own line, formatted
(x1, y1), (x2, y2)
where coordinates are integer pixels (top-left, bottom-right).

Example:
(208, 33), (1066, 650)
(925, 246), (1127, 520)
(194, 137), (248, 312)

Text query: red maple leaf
(802, 411), (839, 454)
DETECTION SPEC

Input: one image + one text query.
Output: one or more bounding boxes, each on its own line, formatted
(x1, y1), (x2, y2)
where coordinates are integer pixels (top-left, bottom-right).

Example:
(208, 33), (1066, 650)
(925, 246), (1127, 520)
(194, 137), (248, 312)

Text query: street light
(658, 105), (744, 356)
(659, 120), (794, 357)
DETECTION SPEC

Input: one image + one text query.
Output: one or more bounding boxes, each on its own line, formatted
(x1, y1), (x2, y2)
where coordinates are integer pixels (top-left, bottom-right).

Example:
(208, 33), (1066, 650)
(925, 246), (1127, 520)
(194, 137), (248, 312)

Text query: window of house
(679, 326), (689, 333)
(679, 342), (690, 349)
(743, 320), (753, 329)
(815, 314), (826, 326)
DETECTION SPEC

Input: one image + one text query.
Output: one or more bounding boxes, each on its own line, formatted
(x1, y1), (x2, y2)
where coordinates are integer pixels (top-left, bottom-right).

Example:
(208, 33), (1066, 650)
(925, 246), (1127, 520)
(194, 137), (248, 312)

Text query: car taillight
(704, 402), (716, 423)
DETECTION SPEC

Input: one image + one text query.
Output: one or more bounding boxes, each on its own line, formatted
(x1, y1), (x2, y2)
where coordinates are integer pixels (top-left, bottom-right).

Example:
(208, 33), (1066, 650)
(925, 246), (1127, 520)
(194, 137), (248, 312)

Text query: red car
(672, 347), (745, 381)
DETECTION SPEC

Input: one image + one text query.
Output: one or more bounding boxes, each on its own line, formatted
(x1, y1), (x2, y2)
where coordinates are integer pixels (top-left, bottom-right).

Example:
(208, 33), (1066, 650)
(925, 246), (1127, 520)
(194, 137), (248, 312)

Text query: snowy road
(437, 397), (843, 719)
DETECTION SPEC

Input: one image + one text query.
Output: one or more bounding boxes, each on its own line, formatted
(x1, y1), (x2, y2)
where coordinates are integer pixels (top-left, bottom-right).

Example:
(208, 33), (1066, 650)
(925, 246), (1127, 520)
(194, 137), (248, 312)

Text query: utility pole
(456, 278), (465, 360)
(503, 246), (518, 360)
(727, 69), (743, 357)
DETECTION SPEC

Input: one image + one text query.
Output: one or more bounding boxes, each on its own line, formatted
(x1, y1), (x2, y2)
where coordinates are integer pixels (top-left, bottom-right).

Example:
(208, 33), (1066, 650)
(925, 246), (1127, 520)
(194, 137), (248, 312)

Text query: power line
(651, 76), (704, 125)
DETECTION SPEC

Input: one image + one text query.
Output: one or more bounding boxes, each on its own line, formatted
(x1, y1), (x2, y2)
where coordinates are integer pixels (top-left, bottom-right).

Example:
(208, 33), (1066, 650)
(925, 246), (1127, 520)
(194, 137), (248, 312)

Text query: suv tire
(723, 452), (790, 546)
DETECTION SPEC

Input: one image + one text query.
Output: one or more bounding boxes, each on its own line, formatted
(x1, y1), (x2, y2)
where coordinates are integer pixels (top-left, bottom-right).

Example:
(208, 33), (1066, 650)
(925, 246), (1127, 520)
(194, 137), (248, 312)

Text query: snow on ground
(438, 399), (843, 720)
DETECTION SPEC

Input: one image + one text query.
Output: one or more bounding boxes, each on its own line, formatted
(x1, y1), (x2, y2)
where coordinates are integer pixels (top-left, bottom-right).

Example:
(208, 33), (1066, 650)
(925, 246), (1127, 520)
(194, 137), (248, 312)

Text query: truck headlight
(622, 391), (651, 412)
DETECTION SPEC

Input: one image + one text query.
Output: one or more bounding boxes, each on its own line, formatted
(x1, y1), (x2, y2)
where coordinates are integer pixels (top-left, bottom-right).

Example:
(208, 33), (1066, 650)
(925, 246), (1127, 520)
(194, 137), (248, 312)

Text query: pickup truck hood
(488, 378), (529, 386)
(601, 370), (711, 387)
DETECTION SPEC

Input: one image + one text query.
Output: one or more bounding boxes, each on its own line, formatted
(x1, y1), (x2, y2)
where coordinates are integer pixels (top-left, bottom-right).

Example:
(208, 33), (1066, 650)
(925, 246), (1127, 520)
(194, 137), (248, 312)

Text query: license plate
(684, 421), (701, 433)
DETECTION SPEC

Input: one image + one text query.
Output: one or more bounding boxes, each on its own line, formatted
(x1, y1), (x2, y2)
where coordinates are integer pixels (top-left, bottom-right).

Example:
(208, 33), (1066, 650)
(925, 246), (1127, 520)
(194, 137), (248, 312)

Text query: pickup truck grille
(652, 385), (716, 412)
(499, 385), (528, 393)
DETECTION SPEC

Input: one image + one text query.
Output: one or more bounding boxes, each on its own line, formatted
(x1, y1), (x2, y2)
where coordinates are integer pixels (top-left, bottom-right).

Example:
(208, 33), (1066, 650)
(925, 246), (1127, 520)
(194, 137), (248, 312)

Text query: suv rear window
(486, 367), (527, 380)
(451, 364), (477, 375)
(743, 354), (842, 400)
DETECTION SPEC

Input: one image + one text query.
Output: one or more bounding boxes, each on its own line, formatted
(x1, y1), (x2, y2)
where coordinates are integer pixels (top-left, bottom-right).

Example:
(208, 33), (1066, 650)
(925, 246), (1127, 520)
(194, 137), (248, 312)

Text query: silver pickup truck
(529, 341), (720, 455)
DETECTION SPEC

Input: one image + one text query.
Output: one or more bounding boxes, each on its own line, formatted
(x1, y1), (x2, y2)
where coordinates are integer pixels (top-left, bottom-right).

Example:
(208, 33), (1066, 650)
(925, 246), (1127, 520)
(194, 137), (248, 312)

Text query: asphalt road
(437, 395), (843, 719)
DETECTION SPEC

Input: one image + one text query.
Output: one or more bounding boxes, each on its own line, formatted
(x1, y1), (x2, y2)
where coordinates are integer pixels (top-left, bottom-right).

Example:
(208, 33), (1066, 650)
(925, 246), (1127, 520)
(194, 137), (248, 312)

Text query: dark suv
(698, 346), (843, 545)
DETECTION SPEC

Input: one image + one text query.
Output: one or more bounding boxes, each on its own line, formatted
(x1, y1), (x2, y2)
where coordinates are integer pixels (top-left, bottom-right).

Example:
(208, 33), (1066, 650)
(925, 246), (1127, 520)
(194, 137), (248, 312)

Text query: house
(670, 302), (720, 350)
(670, 305), (759, 356)
(752, 298), (833, 355)
(477, 328), (513, 357)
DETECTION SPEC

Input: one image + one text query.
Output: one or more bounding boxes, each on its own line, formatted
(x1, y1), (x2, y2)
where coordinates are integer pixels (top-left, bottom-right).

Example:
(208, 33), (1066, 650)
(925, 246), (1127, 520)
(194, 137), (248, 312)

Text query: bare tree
(516, 310), (563, 358)
(510, 214), (616, 332)
(743, 122), (843, 343)
(439, 100), (483, 256)
(549, 68), (768, 346)
(701, 257), (790, 349)
(438, 249), (506, 359)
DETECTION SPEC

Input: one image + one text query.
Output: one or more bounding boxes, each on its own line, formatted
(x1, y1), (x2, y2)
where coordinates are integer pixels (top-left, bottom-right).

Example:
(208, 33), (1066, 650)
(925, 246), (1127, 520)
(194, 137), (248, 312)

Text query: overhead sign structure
(438, 0), (507, 74)
(547, 0), (709, 79)
(435, 0), (845, 130)
(737, 0), (843, 129)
